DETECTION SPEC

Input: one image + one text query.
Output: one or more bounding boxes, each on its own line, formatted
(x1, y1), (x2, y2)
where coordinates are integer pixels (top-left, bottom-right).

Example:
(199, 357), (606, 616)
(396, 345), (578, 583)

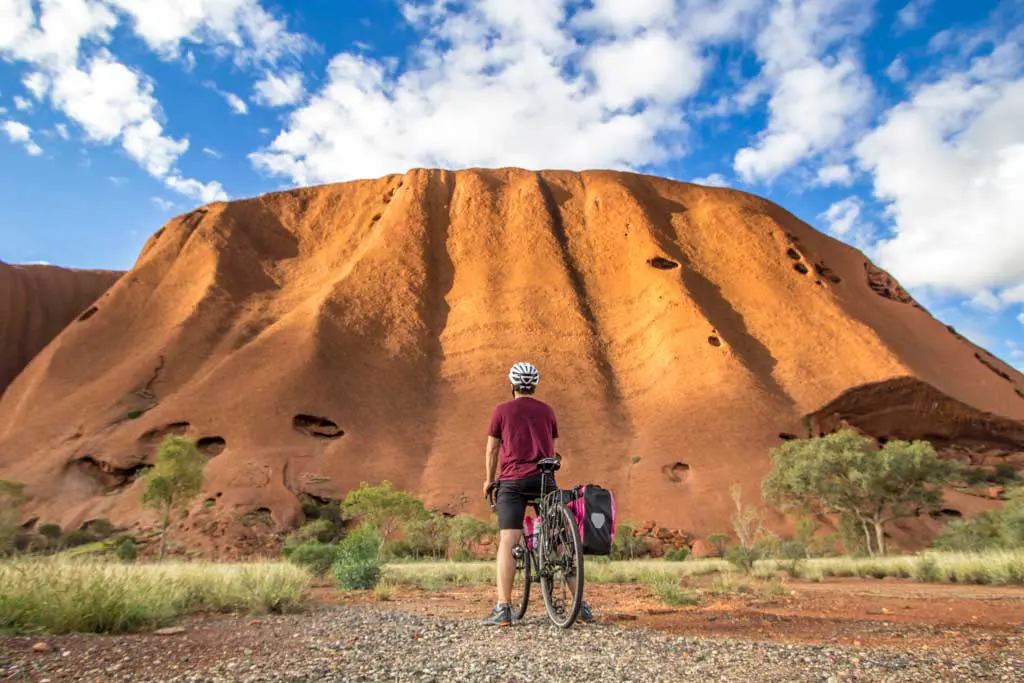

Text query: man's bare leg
(496, 529), (522, 604)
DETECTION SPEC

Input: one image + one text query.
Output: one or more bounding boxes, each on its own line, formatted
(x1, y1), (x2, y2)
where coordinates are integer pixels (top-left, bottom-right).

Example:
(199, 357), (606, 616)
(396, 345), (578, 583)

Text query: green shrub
(664, 548), (690, 562)
(648, 575), (699, 606)
(778, 540), (808, 560)
(38, 523), (62, 540)
(332, 525), (382, 590)
(85, 518), (115, 538)
(115, 538), (138, 562)
(612, 520), (647, 560)
(286, 542), (339, 577)
(60, 529), (97, 549)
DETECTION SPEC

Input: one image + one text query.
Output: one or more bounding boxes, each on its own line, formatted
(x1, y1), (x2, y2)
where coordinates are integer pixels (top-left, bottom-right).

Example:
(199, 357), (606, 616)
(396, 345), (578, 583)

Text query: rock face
(0, 262), (122, 394)
(0, 168), (1022, 554)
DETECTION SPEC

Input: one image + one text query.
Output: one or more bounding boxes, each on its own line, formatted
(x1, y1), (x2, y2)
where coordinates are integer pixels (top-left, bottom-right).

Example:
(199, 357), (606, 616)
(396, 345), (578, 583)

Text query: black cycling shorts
(495, 473), (556, 530)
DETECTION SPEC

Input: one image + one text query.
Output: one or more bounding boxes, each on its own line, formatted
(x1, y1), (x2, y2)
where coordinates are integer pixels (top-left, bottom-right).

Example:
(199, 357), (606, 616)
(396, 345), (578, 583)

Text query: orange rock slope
(1, 169), (1022, 554)
(0, 262), (122, 394)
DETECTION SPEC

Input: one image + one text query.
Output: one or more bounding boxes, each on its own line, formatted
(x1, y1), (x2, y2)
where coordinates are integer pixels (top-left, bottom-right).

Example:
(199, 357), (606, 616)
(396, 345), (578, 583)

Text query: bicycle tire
(540, 503), (584, 628)
(511, 542), (532, 622)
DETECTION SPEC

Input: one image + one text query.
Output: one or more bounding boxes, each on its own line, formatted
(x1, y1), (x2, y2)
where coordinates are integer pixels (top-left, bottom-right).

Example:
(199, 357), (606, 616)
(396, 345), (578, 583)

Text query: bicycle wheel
(510, 541), (532, 622)
(540, 503), (584, 628)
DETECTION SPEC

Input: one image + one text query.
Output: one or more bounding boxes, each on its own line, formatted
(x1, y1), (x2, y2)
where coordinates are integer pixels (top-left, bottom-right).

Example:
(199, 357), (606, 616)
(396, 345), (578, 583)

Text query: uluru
(0, 262), (122, 394)
(1, 168), (1022, 556)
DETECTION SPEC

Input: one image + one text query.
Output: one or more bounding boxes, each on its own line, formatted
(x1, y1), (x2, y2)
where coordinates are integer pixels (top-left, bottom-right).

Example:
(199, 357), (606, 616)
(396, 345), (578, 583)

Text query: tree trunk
(873, 520), (887, 556)
(861, 521), (874, 557)
(158, 504), (171, 561)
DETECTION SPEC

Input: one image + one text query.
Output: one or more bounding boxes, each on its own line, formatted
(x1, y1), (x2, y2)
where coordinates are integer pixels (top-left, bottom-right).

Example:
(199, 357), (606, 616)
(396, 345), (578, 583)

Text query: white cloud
(585, 31), (706, 109)
(573, 0), (678, 34)
(734, 0), (874, 183)
(1019, 312), (1024, 325)
(896, 0), (933, 30)
(692, 173), (728, 187)
(819, 196), (863, 237)
(252, 70), (305, 107)
(815, 163), (854, 186)
(54, 123), (69, 139)
(165, 175), (228, 203)
(23, 72), (49, 99)
(886, 57), (909, 82)
(151, 196), (176, 211)
(3, 120), (32, 142)
(3, 119), (43, 156)
(203, 147), (222, 158)
(856, 35), (1024, 295)
(223, 91), (248, 114)
(251, 0), (761, 186)
(14, 95), (32, 111)
(967, 290), (1004, 313)
(1003, 283), (1024, 304)
(105, 0), (310, 64)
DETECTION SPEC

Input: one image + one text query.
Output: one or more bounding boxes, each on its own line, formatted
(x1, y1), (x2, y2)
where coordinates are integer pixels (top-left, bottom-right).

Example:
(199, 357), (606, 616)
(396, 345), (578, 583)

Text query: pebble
(2, 605), (1021, 682)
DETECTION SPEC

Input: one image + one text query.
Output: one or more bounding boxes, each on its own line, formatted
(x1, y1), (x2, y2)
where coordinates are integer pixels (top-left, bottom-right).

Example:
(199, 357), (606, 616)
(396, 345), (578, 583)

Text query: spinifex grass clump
(0, 560), (310, 634)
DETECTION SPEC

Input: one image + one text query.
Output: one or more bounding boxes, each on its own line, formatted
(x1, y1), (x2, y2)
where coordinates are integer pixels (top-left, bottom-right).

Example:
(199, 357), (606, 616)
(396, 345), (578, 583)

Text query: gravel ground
(2, 605), (1021, 683)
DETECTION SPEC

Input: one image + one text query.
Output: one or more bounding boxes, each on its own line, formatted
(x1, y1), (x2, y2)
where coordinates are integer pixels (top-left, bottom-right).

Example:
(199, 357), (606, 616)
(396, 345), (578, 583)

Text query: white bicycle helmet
(508, 361), (540, 389)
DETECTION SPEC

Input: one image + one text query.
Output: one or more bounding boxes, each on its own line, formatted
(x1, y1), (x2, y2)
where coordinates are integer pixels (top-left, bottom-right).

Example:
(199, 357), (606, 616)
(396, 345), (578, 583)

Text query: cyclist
(481, 361), (592, 626)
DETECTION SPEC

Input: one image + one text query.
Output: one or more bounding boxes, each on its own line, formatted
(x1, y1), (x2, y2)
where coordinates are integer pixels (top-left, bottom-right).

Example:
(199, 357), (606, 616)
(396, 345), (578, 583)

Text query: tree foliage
(0, 480), (26, 556)
(762, 429), (958, 556)
(340, 481), (427, 554)
(140, 436), (206, 560)
(935, 486), (1024, 551)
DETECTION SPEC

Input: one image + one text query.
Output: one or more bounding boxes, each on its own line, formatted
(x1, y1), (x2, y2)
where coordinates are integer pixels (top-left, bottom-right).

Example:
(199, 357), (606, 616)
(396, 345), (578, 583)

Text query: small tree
(706, 532), (730, 557)
(140, 435), (206, 560)
(730, 483), (766, 551)
(763, 429), (958, 556)
(612, 520), (647, 560)
(340, 481), (426, 555)
(403, 512), (450, 560)
(0, 480), (26, 556)
(446, 514), (492, 559)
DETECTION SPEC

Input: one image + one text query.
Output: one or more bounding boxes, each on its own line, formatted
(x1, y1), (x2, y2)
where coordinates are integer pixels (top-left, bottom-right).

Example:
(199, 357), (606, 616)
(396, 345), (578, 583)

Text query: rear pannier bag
(565, 484), (616, 556)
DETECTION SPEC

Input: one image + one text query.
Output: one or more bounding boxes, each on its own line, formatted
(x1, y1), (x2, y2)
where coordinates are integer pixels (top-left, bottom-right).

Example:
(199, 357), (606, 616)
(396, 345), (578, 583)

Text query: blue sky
(1, 0), (1022, 371)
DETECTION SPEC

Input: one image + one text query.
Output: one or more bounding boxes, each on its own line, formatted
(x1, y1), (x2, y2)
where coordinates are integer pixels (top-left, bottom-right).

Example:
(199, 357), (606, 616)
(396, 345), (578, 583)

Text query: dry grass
(0, 559), (310, 634)
(756, 550), (1024, 585)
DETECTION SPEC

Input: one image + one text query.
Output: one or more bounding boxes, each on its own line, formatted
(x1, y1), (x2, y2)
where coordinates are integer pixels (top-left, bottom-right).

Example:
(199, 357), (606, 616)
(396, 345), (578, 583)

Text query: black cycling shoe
(482, 604), (513, 627)
(578, 600), (594, 623)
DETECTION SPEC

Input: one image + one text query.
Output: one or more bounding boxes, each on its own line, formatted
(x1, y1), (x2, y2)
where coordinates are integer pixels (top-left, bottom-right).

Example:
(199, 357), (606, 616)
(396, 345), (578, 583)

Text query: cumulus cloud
(105, 0), (310, 64)
(23, 72), (49, 99)
(251, 0), (762, 185)
(0, 1), (242, 203)
(815, 163), (854, 186)
(734, 0), (874, 183)
(54, 123), (69, 139)
(896, 0), (933, 30)
(886, 57), (909, 82)
(692, 173), (729, 187)
(252, 70), (305, 107)
(165, 175), (228, 203)
(151, 196), (176, 211)
(855, 34), (1024, 296)
(223, 91), (248, 114)
(819, 196), (862, 236)
(14, 96), (32, 111)
(2, 119), (43, 155)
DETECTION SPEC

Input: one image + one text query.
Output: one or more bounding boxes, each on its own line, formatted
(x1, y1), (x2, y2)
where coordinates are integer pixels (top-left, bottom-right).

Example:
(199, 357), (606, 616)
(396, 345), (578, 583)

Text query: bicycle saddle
(537, 457), (561, 472)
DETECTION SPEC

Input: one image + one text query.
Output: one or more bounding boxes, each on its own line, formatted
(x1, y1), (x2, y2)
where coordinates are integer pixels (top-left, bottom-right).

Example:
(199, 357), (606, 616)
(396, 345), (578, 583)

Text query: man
(481, 361), (592, 626)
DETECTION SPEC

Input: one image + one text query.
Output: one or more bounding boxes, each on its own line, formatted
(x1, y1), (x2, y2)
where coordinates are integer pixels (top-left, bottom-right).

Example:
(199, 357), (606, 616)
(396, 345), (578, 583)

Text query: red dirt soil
(0, 168), (1022, 554)
(321, 578), (1024, 651)
(0, 261), (121, 394)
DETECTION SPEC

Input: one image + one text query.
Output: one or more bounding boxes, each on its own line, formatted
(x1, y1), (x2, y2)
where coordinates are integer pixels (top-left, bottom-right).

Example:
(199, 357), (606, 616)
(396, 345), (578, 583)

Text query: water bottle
(533, 517), (542, 551)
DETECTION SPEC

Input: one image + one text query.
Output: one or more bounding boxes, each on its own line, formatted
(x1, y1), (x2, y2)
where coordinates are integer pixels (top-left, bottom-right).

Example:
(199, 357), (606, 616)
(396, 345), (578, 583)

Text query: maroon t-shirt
(488, 397), (559, 481)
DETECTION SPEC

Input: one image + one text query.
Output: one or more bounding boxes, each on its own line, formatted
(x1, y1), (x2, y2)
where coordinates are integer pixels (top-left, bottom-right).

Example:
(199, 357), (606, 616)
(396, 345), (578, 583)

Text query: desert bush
(648, 575), (699, 606)
(612, 520), (647, 560)
(663, 548), (690, 562)
(341, 481), (426, 556)
(38, 523), (62, 541)
(60, 529), (97, 549)
(934, 486), (1024, 552)
(115, 537), (138, 562)
(0, 480), (26, 557)
(333, 524), (382, 590)
(285, 542), (339, 577)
